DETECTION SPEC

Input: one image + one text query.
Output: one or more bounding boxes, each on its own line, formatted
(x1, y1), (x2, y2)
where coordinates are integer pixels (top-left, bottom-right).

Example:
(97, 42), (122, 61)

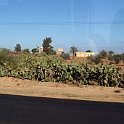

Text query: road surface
(0, 94), (124, 124)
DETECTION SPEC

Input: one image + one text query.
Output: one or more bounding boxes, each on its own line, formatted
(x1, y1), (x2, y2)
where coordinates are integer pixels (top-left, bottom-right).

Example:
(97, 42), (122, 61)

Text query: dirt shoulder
(0, 77), (124, 103)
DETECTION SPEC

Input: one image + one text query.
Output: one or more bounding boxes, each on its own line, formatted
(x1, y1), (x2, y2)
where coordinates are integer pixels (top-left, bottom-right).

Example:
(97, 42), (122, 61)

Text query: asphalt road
(0, 94), (124, 124)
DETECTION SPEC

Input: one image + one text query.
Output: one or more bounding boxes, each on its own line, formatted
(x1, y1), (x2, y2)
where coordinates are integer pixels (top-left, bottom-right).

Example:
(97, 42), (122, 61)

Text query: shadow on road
(0, 94), (124, 124)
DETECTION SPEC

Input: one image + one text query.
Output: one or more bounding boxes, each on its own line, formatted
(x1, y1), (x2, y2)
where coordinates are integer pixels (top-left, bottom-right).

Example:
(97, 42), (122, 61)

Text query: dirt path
(0, 77), (124, 103)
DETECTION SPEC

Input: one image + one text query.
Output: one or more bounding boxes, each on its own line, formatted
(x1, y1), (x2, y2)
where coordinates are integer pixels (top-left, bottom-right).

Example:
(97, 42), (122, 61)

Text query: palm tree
(108, 50), (114, 55)
(108, 50), (114, 64)
(69, 46), (78, 58)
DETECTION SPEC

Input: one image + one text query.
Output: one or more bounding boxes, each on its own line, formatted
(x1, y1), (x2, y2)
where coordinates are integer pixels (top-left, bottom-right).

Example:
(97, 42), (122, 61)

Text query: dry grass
(0, 77), (124, 103)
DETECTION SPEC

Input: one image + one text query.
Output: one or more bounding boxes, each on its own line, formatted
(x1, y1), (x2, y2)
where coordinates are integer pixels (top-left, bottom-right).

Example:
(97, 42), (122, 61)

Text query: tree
(0, 48), (10, 55)
(86, 50), (92, 52)
(49, 49), (56, 55)
(121, 53), (124, 63)
(108, 50), (114, 55)
(108, 50), (114, 64)
(31, 48), (38, 53)
(42, 37), (54, 55)
(60, 52), (70, 60)
(113, 54), (121, 64)
(22, 48), (30, 53)
(69, 46), (78, 58)
(91, 55), (101, 64)
(15, 43), (21, 52)
(99, 50), (107, 59)
(0, 48), (16, 66)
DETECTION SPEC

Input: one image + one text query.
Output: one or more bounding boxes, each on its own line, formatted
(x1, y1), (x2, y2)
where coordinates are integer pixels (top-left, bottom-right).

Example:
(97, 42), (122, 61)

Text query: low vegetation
(0, 52), (123, 88)
(0, 38), (124, 88)
(90, 50), (124, 65)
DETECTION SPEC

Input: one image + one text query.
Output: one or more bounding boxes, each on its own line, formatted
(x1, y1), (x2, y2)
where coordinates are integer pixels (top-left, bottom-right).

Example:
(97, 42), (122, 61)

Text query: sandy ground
(0, 77), (124, 103)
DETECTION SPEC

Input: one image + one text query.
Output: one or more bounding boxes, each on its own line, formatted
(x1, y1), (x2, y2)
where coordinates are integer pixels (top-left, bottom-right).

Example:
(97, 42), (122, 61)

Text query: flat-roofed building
(75, 52), (95, 57)
(39, 47), (43, 53)
(56, 48), (64, 55)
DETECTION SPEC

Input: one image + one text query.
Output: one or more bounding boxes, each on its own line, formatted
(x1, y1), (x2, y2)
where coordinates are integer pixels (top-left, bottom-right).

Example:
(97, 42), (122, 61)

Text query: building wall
(56, 48), (64, 55)
(75, 52), (95, 57)
(39, 47), (43, 53)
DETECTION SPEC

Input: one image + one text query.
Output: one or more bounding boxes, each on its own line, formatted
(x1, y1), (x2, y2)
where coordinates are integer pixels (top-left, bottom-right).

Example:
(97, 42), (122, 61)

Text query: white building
(39, 47), (43, 53)
(75, 52), (95, 57)
(56, 48), (64, 55)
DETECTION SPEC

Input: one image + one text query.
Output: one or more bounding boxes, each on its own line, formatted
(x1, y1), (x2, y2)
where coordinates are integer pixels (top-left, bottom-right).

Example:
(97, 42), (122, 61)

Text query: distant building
(56, 48), (64, 55)
(75, 52), (95, 57)
(39, 47), (43, 53)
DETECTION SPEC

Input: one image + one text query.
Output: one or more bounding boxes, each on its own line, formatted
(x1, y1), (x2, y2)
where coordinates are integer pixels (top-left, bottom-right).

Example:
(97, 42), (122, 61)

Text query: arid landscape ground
(0, 77), (124, 103)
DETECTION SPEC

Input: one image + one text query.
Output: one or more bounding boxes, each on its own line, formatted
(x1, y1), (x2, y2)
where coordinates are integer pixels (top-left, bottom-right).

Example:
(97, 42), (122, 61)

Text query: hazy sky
(0, 0), (124, 53)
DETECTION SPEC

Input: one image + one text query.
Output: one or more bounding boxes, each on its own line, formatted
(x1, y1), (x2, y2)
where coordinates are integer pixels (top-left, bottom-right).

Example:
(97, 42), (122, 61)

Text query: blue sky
(0, 0), (124, 53)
